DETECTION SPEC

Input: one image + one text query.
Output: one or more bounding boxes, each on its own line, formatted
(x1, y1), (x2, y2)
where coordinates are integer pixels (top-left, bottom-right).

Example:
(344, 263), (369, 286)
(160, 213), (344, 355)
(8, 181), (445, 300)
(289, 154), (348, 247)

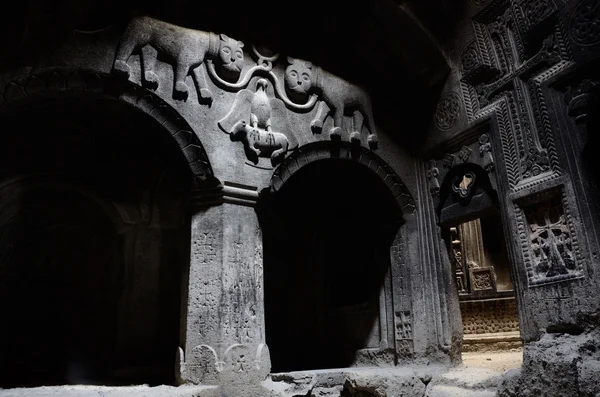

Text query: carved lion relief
(112, 16), (383, 168)
(113, 16), (245, 102)
(284, 57), (379, 149)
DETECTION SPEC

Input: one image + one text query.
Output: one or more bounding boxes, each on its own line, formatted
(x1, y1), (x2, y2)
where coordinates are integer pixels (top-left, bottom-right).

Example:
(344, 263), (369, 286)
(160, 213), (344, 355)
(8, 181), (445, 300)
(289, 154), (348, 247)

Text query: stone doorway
(442, 211), (522, 355)
(261, 159), (403, 373)
(0, 97), (193, 387)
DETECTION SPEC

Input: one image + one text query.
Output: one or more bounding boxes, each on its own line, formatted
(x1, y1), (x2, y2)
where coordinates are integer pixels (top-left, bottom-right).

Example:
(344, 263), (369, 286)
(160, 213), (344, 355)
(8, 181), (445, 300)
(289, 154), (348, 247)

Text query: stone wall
(461, 298), (520, 335)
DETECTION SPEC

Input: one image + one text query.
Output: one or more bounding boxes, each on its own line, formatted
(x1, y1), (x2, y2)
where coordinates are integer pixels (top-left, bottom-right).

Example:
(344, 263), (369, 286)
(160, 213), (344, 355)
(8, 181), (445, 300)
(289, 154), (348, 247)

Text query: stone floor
(0, 351), (524, 397)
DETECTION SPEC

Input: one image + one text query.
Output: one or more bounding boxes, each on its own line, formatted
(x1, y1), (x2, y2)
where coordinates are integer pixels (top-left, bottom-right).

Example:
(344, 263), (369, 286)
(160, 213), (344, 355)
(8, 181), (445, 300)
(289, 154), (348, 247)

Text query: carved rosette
(569, 0), (600, 46)
(435, 92), (461, 130)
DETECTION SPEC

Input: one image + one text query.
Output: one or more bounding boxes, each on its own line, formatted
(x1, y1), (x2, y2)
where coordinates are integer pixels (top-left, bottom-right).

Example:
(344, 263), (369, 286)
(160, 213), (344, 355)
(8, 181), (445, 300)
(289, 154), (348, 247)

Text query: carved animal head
(218, 33), (245, 73)
(256, 78), (269, 92)
(285, 57), (313, 95)
(230, 120), (249, 141)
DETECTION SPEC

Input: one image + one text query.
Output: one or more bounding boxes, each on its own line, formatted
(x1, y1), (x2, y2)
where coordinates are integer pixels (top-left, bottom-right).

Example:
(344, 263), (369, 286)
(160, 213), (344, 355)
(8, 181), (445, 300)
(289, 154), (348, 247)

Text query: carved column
(178, 182), (269, 386)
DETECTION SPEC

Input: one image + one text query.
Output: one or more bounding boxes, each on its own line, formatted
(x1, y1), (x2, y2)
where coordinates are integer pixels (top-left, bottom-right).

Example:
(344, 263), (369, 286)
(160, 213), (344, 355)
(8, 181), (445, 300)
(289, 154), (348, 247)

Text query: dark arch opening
(259, 158), (403, 373)
(0, 97), (194, 387)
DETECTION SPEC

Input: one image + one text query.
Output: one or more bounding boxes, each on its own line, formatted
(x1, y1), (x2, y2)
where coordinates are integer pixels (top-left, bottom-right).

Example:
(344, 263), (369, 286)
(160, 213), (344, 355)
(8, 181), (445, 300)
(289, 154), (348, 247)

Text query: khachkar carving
(459, 2), (566, 191)
(516, 189), (585, 286)
(218, 79), (295, 166)
(394, 310), (413, 357)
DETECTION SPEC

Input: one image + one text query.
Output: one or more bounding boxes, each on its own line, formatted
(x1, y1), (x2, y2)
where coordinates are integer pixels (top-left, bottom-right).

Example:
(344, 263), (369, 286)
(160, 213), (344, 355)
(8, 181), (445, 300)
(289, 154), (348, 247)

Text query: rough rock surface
(0, 364), (506, 397)
(497, 329), (600, 397)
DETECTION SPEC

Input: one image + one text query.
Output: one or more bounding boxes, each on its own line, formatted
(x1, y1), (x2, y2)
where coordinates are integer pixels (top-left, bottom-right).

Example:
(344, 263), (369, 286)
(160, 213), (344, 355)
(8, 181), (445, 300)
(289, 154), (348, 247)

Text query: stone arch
(270, 141), (415, 216)
(0, 69), (216, 186)
(0, 175), (137, 233)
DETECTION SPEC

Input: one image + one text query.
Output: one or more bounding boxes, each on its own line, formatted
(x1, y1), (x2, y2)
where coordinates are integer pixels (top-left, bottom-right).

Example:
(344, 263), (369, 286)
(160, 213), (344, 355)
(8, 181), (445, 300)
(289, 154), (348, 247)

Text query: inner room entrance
(261, 158), (404, 373)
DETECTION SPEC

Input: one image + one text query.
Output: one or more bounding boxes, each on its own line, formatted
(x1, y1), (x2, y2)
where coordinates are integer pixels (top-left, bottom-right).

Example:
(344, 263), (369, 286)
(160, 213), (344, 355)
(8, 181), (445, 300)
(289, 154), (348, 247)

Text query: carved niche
(515, 188), (585, 286)
(112, 16), (382, 168)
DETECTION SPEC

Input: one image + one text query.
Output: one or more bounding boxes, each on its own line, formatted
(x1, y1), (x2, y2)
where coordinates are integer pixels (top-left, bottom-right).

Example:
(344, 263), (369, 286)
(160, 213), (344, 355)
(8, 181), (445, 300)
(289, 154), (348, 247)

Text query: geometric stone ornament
(394, 310), (413, 358)
(435, 92), (461, 130)
(469, 267), (496, 291)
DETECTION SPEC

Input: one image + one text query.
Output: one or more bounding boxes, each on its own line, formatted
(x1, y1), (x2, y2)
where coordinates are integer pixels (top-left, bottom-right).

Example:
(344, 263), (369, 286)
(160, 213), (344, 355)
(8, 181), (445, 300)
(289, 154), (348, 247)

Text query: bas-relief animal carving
(113, 16), (245, 101)
(284, 57), (378, 149)
(218, 78), (295, 166)
(229, 120), (290, 166)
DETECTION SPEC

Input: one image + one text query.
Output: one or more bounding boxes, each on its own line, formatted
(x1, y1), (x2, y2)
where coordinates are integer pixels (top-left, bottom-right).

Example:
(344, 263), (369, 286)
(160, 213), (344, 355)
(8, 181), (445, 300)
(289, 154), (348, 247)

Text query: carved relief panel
(458, 0), (567, 191)
(515, 187), (585, 286)
(111, 16), (381, 171)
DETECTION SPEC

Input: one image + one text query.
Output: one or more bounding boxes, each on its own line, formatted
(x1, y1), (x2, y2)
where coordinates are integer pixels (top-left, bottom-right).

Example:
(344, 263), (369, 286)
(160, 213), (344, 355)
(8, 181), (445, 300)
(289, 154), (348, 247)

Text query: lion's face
(218, 34), (244, 74)
(285, 57), (313, 95)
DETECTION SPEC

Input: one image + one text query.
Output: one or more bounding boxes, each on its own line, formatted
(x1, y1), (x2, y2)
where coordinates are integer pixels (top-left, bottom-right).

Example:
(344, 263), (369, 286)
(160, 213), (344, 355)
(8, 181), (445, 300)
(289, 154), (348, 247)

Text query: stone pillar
(458, 219), (486, 268)
(178, 182), (270, 387)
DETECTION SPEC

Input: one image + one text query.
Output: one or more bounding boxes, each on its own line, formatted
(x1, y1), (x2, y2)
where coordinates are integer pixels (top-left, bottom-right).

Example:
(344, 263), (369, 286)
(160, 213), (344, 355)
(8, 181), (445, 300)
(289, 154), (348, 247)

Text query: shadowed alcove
(0, 96), (193, 387)
(260, 158), (404, 373)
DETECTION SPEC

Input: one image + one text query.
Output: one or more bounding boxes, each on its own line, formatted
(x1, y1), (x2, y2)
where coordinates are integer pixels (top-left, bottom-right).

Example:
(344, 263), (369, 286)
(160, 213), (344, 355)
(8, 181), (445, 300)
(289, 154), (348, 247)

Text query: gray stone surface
(0, 0), (599, 395)
(497, 330), (600, 397)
